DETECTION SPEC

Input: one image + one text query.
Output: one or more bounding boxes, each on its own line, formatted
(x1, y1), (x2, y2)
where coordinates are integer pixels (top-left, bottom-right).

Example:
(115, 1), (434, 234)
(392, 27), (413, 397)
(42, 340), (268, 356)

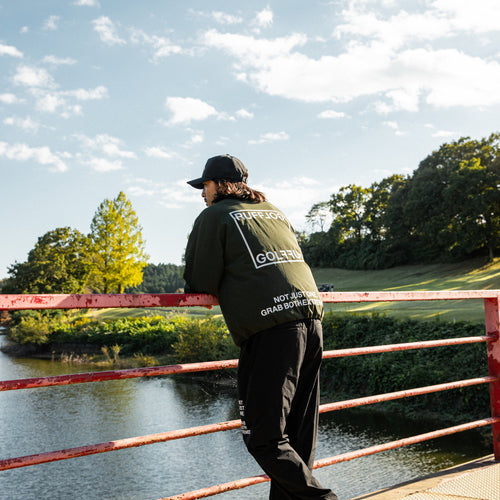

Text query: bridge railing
(0, 291), (499, 500)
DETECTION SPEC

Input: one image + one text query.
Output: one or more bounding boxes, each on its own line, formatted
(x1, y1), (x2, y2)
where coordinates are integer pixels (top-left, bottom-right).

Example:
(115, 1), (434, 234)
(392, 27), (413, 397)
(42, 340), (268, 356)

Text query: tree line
(300, 133), (500, 269)
(2, 191), (149, 294)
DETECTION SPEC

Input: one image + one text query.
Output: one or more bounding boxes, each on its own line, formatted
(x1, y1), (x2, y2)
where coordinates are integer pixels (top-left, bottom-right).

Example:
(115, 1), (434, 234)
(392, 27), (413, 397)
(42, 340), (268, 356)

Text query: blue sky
(1, 0), (500, 279)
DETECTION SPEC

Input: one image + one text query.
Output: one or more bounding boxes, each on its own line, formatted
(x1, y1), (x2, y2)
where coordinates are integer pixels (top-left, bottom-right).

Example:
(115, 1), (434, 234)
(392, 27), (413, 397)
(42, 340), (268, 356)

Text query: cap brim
(187, 177), (205, 189)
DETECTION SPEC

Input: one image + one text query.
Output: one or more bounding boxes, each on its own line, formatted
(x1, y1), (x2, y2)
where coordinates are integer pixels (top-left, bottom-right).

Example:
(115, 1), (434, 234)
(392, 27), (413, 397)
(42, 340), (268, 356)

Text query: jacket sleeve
(183, 209), (225, 295)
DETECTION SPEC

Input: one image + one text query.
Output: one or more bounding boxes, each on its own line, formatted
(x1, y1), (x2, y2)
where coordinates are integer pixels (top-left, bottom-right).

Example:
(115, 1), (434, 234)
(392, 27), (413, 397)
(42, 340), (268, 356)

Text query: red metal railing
(0, 291), (499, 500)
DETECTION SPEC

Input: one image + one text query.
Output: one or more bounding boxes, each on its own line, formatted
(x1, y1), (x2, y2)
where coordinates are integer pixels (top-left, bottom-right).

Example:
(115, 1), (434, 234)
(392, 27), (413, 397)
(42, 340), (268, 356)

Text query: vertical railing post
(484, 295), (500, 460)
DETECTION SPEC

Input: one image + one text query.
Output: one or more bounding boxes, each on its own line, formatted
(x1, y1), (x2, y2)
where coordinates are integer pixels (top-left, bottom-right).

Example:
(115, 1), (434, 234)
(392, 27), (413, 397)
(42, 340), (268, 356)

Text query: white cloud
(0, 43), (23, 58)
(74, 0), (100, 6)
(3, 116), (40, 132)
(28, 85), (107, 116)
(43, 15), (60, 31)
(318, 109), (346, 119)
(212, 11), (243, 25)
(190, 9), (243, 25)
(42, 55), (77, 66)
(165, 97), (219, 124)
(382, 120), (407, 136)
(334, 0), (500, 50)
(129, 29), (183, 61)
(432, 0), (500, 33)
(249, 131), (289, 144)
(0, 93), (22, 104)
(85, 157), (123, 172)
(62, 86), (108, 100)
(128, 185), (156, 197)
(123, 176), (200, 208)
(204, 29), (306, 61)
(0, 141), (68, 172)
(255, 7), (273, 29)
(13, 65), (55, 88)
(184, 132), (204, 147)
(383, 121), (398, 129)
(236, 108), (254, 119)
(159, 180), (202, 208)
(35, 92), (67, 113)
(255, 177), (337, 230)
(92, 16), (126, 45)
(144, 146), (175, 159)
(203, 27), (500, 110)
(432, 129), (457, 138)
(76, 133), (136, 158)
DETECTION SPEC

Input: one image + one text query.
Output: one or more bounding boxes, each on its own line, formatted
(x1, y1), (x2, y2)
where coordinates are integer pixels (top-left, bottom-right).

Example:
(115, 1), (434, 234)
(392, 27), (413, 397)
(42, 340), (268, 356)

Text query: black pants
(238, 319), (337, 500)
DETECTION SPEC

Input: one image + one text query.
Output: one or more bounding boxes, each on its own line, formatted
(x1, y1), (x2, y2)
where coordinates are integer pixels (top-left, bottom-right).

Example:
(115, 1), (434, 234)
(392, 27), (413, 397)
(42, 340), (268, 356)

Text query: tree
(3, 227), (92, 293)
(89, 191), (149, 293)
(126, 263), (185, 293)
(328, 184), (371, 241)
(403, 133), (500, 261)
(365, 175), (406, 242)
(301, 131), (500, 269)
(305, 202), (331, 232)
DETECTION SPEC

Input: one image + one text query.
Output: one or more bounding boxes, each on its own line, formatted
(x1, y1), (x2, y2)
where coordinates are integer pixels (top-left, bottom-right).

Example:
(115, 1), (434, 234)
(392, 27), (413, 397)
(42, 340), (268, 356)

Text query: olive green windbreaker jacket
(183, 199), (323, 346)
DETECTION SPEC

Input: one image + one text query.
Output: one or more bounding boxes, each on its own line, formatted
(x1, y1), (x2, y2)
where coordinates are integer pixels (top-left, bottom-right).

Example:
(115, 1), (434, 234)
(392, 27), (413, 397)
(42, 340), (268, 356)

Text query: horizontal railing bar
(163, 418), (500, 500)
(323, 335), (493, 358)
(1, 336), (492, 392)
(321, 290), (500, 303)
(319, 376), (497, 412)
(0, 359), (238, 392)
(2, 376), (494, 471)
(0, 293), (218, 310)
(314, 417), (500, 469)
(0, 420), (242, 471)
(1, 290), (499, 311)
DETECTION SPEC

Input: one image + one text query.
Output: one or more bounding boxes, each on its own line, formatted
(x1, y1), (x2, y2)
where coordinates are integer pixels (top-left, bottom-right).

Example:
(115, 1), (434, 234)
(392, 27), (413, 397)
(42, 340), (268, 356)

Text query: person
(183, 154), (337, 500)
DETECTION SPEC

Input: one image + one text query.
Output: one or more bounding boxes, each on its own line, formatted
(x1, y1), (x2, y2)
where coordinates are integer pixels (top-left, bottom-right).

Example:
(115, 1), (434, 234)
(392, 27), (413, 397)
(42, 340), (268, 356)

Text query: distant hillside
(313, 257), (500, 322)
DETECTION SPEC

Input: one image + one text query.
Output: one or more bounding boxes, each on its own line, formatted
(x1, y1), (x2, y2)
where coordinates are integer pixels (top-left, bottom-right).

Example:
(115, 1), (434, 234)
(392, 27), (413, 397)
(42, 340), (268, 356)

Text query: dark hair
(213, 180), (266, 204)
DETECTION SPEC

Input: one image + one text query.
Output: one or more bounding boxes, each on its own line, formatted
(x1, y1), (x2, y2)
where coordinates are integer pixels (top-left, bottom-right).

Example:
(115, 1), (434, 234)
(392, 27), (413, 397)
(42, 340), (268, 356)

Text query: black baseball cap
(187, 154), (248, 189)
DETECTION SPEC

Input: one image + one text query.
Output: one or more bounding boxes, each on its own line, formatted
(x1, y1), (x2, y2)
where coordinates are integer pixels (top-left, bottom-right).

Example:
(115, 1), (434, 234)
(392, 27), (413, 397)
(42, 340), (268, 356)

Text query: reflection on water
(0, 334), (491, 500)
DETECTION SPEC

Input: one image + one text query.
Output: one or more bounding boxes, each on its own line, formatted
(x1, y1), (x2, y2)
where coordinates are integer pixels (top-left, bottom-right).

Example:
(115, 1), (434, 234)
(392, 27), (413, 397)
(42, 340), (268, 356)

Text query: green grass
(315, 256), (500, 322)
(88, 306), (222, 321)
(88, 257), (500, 324)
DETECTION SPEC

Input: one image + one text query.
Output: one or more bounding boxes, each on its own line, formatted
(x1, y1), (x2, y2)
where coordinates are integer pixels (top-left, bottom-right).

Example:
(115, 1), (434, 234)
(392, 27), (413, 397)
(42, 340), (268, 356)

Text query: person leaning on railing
(183, 154), (338, 500)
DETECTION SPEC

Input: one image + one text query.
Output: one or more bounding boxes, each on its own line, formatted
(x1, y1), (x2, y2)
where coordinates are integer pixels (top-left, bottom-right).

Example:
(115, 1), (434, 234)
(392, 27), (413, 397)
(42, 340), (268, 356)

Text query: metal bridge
(0, 290), (499, 499)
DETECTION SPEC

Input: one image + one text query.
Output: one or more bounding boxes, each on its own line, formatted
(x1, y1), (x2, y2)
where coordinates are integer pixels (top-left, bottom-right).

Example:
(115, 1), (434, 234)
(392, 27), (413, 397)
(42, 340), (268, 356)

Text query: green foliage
(3, 227), (92, 293)
(8, 314), (239, 363)
(302, 133), (500, 269)
(9, 311), (72, 345)
(51, 315), (183, 356)
(90, 191), (149, 293)
(173, 316), (238, 363)
(126, 263), (185, 293)
(3, 193), (150, 295)
(321, 313), (490, 422)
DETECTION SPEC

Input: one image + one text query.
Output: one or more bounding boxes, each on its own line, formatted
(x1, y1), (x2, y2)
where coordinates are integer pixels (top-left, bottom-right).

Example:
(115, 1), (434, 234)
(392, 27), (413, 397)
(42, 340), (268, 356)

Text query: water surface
(0, 334), (490, 500)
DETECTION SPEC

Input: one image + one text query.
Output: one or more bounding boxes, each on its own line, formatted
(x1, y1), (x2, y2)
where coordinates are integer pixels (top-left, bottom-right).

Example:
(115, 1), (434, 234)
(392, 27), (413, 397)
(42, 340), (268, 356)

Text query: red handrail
(162, 418), (500, 500)
(0, 375), (495, 472)
(0, 290), (499, 500)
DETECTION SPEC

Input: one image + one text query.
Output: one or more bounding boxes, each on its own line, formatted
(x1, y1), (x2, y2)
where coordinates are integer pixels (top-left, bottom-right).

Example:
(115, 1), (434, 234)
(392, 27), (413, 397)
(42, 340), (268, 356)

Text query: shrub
(173, 317), (239, 363)
(320, 313), (490, 422)
(9, 311), (71, 345)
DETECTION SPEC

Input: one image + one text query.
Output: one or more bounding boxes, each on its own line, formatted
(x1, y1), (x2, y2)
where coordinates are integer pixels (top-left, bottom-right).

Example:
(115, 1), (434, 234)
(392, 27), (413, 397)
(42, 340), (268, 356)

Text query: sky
(1, 0), (500, 279)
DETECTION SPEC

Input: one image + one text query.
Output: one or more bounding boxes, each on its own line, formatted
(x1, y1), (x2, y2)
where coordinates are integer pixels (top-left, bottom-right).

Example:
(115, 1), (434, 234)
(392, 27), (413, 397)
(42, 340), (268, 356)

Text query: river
(0, 332), (491, 500)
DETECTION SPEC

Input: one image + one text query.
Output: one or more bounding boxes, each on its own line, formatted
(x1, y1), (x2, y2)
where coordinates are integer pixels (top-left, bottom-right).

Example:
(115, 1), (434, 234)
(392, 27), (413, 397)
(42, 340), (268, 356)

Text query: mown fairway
(314, 257), (500, 322)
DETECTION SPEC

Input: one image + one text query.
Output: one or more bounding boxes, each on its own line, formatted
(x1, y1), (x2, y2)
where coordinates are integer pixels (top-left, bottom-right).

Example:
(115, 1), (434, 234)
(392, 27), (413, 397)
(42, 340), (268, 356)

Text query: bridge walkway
(354, 455), (499, 500)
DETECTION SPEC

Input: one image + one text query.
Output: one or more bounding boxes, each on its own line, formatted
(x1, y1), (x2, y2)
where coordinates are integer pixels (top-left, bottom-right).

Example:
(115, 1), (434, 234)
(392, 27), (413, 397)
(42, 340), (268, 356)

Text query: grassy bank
(314, 256), (500, 322)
